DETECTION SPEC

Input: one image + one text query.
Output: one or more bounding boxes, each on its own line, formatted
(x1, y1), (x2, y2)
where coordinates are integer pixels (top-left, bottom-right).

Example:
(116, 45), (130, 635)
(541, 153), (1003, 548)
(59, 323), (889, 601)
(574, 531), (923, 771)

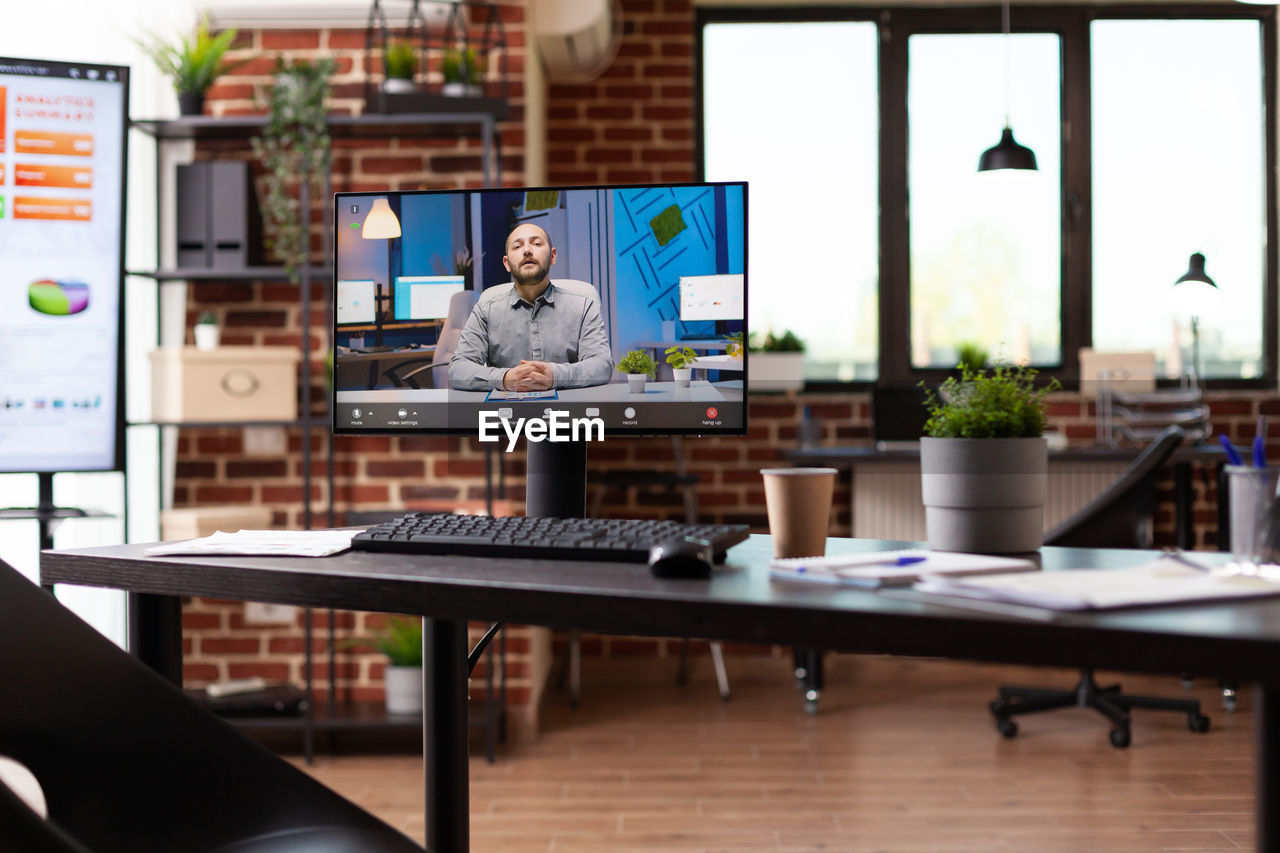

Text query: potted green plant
(346, 615), (423, 715)
(193, 311), (219, 350)
(441, 45), (485, 97)
(749, 329), (805, 392)
(617, 349), (656, 394)
(953, 341), (989, 374)
(723, 331), (745, 359)
(920, 363), (1061, 553)
(665, 345), (697, 388)
(135, 15), (242, 116)
(383, 39), (417, 94)
(251, 58), (334, 283)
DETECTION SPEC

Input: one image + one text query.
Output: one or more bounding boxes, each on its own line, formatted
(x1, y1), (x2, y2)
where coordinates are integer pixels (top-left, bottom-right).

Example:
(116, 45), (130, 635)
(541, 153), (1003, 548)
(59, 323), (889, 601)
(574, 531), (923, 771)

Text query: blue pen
(796, 555), (926, 572)
(1219, 433), (1245, 467)
(1256, 417), (1270, 468)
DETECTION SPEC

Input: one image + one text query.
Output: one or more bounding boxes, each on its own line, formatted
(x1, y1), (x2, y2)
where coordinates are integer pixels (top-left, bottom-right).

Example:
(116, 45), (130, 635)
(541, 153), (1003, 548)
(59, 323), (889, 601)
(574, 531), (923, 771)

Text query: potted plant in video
(749, 329), (805, 392)
(350, 615), (423, 716)
(617, 349), (656, 394)
(136, 15), (242, 116)
(193, 310), (220, 350)
(441, 45), (485, 97)
(665, 345), (698, 389)
(382, 39), (417, 94)
(251, 57), (334, 283)
(919, 363), (1060, 553)
(724, 331), (745, 359)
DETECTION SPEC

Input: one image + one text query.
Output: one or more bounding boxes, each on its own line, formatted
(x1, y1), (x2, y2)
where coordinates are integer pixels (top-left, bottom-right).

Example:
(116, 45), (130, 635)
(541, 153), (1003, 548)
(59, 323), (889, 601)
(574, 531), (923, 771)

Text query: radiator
(851, 461), (1128, 540)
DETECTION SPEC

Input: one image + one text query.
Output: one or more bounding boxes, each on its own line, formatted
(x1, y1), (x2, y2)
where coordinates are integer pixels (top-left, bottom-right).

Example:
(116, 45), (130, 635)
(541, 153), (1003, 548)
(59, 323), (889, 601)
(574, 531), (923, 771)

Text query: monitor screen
(333, 182), (748, 437)
(0, 56), (127, 473)
(679, 274), (744, 322)
(394, 275), (465, 321)
(336, 279), (377, 325)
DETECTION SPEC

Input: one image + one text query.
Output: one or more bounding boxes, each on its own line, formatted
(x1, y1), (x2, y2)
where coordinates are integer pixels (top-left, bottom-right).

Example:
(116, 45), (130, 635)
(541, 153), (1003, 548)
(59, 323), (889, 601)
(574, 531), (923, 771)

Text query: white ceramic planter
(382, 77), (417, 94)
(194, 324), (220, 351)
(749, 352), (804, 392)
(442, 82), (484, 97)
(627, 373), (647, 394)
(920, 436), (1047, 553)
(384, 664), (423, 715)
(672, 367), (692, 388)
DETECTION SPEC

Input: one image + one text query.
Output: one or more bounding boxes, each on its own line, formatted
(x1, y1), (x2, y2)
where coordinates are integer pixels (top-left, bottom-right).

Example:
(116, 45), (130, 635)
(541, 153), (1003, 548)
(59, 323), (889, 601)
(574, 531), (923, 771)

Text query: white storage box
(149, 346), (299, 423)
(161, 505), (274, 540)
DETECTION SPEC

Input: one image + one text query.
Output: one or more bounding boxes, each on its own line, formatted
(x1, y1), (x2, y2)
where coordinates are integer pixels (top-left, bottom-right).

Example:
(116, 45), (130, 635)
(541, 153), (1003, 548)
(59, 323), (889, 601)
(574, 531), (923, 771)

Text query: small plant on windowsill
(953, 341), (989, 375)
(194, 311), (219, 350)
(617, 349), (656, 394)
(343, 615), (423, 715)
(665, 345), (697, 389)
(748, 329), (805, 391)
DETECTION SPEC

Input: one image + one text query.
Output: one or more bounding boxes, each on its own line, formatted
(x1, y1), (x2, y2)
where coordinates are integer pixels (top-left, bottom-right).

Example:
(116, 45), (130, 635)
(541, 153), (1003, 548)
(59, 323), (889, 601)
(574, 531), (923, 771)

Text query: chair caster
(804, 689), (820, 714)
(1188, 713), (1211, 733)
(995, 718), (1018, 739)
(1109, 727), (1131, 748)
(989, 699), (1007, 716)
(1222, 688), (1237, 713)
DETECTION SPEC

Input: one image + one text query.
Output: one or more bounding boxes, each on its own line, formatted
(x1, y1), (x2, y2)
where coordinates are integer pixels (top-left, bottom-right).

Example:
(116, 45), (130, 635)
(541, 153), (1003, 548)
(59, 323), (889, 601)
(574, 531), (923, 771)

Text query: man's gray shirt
(448, 282), (614, 391)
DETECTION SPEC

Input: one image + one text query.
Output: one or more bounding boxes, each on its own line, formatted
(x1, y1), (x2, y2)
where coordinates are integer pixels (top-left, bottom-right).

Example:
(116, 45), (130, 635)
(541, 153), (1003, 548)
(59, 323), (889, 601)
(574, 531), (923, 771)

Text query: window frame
(695, 5), (1277, 391)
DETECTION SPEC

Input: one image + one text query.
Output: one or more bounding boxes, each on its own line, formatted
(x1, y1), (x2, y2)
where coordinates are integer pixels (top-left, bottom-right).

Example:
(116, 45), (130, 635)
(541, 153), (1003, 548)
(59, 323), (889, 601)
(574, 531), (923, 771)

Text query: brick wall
(172, 0), (1274, 728)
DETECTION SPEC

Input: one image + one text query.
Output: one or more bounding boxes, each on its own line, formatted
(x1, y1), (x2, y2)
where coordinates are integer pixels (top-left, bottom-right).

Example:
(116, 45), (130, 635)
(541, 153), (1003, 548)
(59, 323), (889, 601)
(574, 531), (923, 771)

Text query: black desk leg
(1174, 461), (1194, 551)
(127, 592), (183, 687)
(1259, 683), (1280, 852)
(424, 617), (469, 853)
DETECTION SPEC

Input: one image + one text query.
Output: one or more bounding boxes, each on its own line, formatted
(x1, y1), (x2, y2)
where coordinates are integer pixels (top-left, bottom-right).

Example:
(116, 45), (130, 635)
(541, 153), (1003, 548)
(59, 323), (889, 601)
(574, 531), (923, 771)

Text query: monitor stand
(525, 440), (587, 519)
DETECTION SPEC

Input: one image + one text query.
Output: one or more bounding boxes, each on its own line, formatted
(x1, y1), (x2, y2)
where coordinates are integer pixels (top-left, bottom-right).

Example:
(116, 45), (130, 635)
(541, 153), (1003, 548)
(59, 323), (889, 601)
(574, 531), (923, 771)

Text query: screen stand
(525, 440), (587, 519)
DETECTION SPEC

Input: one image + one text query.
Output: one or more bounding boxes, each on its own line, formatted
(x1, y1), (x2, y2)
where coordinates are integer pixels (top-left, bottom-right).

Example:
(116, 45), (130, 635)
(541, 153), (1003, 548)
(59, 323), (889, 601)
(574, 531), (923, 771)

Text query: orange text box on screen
(14, 131), (93, 157)
(13, 197), (92, 221)
(14, 163), (92, 189)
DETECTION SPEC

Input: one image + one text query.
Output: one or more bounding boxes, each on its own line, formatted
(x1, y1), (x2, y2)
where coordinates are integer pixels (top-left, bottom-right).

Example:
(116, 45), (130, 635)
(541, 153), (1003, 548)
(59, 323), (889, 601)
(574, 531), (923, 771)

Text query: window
(701, 20), (879, 381)
(698, 7), (1276, 388)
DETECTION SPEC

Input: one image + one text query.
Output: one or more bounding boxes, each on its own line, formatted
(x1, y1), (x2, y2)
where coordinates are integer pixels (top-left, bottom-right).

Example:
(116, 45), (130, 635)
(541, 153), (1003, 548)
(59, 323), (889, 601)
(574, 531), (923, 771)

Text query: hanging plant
(251, 57), (334, 282)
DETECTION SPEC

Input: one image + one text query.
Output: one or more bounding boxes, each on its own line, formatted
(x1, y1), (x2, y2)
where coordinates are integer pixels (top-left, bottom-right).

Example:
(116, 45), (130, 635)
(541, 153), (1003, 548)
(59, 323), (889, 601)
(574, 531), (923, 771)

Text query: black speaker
(175, 161), (262, 269)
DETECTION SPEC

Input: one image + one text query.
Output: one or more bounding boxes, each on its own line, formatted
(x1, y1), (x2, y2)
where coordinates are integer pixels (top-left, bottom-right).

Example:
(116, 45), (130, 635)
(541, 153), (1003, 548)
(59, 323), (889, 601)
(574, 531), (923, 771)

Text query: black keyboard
(351, 513), (751, 563)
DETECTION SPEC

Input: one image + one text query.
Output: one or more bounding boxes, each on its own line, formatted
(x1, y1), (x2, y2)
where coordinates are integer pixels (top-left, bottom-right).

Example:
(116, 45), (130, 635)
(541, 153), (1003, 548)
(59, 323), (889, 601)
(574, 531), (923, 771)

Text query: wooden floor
(293, 655), (1255, 851)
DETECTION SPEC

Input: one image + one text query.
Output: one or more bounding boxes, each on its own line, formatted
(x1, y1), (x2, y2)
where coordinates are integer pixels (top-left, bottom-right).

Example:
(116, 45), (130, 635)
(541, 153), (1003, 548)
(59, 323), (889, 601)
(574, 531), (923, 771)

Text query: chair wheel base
(1109, 727), (1131, 748)
(1189, 713), (1210, 733)
(996, 718), (1018, 738)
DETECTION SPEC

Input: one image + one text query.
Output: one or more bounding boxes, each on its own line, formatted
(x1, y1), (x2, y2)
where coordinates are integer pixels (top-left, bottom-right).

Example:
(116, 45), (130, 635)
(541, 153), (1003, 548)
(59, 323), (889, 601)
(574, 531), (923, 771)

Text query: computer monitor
(393, 275), (465, 321)
(335, 279), (377, 325)
(679, 274), (744, 322)
(333, 182), (747, 433)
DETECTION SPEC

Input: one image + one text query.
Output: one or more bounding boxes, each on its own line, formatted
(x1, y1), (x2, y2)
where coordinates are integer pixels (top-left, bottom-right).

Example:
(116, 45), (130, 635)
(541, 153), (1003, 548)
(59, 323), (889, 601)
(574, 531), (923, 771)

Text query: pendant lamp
(978, 0), (1038, 173)
(361, 197), (402, 239)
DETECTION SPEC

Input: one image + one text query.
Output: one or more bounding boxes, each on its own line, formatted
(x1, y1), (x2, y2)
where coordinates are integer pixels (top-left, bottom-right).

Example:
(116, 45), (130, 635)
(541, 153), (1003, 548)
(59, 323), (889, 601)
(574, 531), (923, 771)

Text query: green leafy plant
(251, 57), (334, 283)
(750, 329), (805, 352)
(724, 331), (744, 358)
(344, 615), (422, 667)
(196, 310), (217, 326)
(384, 39), (416, 80)
(617, 349), (656, 377)
(921, 363), (1061, 439)
(953, 341), (989, 374)
(442, 46), (485, 85)
(665, 345), (697, 370)
(135, 15), (243, 95)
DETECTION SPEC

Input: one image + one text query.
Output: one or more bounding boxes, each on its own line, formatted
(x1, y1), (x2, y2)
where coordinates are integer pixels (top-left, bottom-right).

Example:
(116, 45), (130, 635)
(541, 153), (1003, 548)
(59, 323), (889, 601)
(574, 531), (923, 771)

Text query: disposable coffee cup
(1226, 464), (1280, 563)
(761, 467), (837, 559)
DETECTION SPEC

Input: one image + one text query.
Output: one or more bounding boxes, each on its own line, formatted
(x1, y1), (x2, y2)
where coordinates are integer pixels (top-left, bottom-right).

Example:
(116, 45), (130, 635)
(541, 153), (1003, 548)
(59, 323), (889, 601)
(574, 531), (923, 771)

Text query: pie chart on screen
(28, 279), (90, 316)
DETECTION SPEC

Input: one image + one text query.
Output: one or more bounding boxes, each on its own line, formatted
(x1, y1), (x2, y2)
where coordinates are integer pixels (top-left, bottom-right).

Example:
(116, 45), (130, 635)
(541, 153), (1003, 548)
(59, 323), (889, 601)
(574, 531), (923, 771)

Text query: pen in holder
(1225, 464), (1280, 565)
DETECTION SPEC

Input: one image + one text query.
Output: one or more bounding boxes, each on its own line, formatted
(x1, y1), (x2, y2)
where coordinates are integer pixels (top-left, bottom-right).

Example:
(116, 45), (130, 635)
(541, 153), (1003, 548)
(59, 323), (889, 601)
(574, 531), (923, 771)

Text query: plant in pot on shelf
(617, 349), (656, 394)
(749, 329), (805, 391)
(723, 331), (745, 359)
(382, 39), (417, 94)
(135, 15), (242, 116)
(919, 363), (1061, 554)
(348, 615), (423, 716)
(441, 45), (485, 97)
(665, 345), (697, 389)
(251, 58), (334, 284)
(193, 311), (220, 350)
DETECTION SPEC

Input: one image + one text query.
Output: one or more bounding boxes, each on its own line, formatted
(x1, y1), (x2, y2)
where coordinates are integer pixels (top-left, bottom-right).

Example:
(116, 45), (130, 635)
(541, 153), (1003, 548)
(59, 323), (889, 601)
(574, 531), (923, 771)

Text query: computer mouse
(648, 537), (714, 579)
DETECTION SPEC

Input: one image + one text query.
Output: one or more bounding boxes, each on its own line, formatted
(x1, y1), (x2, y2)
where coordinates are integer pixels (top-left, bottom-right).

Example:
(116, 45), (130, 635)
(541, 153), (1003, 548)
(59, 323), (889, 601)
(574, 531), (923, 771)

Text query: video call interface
(333, 183), (747, 436)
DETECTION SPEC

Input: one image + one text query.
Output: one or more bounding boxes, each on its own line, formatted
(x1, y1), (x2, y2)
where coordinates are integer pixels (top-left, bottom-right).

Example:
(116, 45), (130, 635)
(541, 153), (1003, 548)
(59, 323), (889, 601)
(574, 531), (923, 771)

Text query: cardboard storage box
(161, 505), (274, 540)
(150, 346), (299, 423)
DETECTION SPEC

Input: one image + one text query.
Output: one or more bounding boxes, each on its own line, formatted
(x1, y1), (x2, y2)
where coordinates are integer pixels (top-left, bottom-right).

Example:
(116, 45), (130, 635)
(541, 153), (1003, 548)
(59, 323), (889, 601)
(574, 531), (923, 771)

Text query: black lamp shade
(978, 127), (1038, 172)
(1175, 252), (1217, 289)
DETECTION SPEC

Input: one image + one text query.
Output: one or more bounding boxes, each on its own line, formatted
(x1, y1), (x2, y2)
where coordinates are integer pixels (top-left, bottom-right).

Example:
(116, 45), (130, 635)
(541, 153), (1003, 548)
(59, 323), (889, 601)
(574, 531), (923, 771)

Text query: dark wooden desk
(785, 443), (1229, 549)
(41, 537), (1280, 852)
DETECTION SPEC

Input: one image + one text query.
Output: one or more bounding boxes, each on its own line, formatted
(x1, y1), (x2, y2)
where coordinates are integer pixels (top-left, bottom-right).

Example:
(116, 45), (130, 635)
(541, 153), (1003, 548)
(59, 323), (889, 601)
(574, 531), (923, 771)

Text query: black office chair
(0, 559), (423, 853)
(989, 425), (1211, 748)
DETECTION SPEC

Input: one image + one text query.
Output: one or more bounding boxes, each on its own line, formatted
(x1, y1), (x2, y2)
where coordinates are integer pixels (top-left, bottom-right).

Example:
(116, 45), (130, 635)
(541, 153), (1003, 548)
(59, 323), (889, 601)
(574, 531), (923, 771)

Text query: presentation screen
(333, 182), (748, 437)
(0, 56), (127, 473)
(394, 275), (465, 321)
(336, 279), (377, 325)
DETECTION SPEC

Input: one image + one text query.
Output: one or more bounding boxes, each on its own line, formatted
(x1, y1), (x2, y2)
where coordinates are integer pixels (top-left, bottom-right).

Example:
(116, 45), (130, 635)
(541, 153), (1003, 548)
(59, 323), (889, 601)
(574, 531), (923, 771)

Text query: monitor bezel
(331, 180), (749, 439)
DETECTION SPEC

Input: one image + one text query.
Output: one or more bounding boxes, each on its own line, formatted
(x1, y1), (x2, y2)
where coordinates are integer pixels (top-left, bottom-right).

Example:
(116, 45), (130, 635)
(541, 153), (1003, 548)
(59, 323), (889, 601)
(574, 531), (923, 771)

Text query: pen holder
(1225, 464), (1280, 564)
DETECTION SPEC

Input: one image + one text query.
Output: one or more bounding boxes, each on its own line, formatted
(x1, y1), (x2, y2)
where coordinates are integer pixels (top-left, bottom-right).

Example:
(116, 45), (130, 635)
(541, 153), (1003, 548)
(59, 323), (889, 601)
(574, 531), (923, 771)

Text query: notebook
(769, 549), (1037, 589)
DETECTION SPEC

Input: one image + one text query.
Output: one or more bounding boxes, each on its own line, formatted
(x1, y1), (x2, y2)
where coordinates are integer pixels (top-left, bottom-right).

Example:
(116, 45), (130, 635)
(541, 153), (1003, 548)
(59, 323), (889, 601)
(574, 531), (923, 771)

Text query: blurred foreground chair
(0, 559), (422, 852)
(988, 425), (1211, 747)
